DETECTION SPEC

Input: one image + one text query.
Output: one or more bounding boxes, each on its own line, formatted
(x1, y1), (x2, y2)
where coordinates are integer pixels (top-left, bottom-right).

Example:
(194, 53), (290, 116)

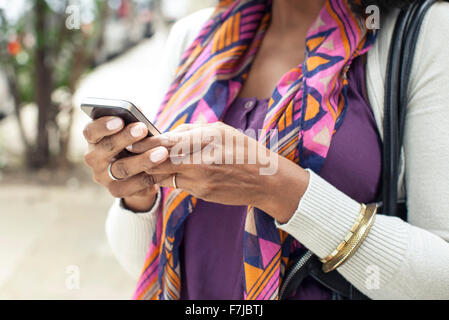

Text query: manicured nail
(106, 118), (122, 130)
(131, 123), (146, 137)
(150, 147), (168, 163)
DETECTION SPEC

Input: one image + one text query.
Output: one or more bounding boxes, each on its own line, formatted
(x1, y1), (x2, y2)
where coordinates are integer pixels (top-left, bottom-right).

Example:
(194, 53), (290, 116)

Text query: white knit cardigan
(105, 4), (449, 299)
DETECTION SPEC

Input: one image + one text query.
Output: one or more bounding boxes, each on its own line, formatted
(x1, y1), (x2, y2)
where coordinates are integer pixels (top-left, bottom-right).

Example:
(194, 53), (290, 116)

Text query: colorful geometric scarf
(133, 0), (376, 300)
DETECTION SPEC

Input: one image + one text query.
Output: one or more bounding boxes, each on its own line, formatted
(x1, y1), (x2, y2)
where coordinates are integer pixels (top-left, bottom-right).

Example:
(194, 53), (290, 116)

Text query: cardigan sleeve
(275, 2), (449, 300)
(104, 8), (214, 280)
(105, 190), (161, 279)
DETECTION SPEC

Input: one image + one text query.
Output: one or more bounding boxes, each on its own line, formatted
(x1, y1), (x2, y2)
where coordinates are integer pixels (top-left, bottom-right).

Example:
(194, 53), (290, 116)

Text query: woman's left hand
(129, 122), (310, 223)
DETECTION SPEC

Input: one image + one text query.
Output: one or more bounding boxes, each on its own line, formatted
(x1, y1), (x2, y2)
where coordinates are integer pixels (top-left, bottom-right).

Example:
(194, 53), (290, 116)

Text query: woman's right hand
(83, 116), (169, 212)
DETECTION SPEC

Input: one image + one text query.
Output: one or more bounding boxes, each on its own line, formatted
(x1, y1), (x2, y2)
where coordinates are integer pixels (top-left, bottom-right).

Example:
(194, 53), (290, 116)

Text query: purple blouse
(179, 55), (382, 300)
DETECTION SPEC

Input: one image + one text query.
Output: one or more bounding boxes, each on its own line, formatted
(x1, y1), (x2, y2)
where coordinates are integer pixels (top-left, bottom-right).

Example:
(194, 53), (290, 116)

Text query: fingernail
(106, 118), (122, 130)
(150, 147), (168, 163)
(126, 145), (133, 151)
(131, 123), (146, 137)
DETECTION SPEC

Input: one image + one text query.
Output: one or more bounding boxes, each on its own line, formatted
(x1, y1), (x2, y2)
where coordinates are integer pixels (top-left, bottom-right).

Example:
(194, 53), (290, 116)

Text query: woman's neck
(270, 0), (327, 36)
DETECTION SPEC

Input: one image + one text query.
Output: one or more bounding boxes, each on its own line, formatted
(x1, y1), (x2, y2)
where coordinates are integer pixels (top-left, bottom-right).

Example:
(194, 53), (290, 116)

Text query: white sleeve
(105, 189), (161, 279)
(275, 3), (449, 300)
(276, 171), (449, 300)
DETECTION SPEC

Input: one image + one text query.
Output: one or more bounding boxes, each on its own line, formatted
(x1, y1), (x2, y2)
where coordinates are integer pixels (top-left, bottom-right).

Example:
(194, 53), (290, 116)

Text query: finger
(158, 173), (186, 190)
(137, 127), (215, 159)
(152, 173), (172, 185)
(125, 125), (196, 154)
(143, 157), (186, 175)
(131, 184), (159, 198)
(165, 127), (217, 156)
(127, 124), (210, 154)
(97, 122), (149, 162)
(83, 116), (124, 144)
(129, 123), (211, 153)
(126, 135), (165, 154)
(110, 146), (169, 180)
(87, 142), (95, 152)
(108, 172), (157, 198)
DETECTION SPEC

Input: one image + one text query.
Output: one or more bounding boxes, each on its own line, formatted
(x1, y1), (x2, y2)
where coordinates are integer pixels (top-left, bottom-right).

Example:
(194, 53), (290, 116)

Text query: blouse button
(244, 101), (254, 109)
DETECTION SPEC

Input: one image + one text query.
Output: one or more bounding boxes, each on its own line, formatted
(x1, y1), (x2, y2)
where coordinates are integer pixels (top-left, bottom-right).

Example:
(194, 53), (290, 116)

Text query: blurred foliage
(1, 0), (108, 102)
(0, 0), (109, 168)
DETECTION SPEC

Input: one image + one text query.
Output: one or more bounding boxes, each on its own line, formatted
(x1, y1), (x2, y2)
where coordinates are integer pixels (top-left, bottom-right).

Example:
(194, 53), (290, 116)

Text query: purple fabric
(179, 55), (382, 300)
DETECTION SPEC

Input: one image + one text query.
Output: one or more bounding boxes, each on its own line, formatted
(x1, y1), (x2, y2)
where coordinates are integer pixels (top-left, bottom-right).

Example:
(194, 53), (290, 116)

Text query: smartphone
(80, 97), (160, 137)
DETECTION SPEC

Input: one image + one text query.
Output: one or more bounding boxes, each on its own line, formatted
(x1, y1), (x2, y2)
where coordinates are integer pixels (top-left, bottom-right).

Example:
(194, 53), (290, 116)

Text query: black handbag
(279, 0), (442, 300)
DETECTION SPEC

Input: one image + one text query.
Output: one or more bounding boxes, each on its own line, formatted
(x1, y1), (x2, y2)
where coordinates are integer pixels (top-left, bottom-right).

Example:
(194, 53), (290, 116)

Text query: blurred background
(0, 0), (215, 299)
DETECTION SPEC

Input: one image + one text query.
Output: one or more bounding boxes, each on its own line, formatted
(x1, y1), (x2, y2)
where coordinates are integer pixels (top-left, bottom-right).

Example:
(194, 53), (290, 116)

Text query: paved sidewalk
(0, 182), (136, 299)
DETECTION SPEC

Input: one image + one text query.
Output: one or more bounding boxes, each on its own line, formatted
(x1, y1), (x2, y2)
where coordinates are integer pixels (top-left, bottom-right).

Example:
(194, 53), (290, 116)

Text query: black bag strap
(279, 0), (441, 300)
(382, 0), (440, 219)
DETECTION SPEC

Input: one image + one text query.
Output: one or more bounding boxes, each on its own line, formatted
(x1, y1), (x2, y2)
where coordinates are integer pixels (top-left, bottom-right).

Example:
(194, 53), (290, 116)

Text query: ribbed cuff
(107, 188), (161, 250)
(118, 188), (161, 216)
(106, 189), (162, 278)
(275, 169), (362, 258)
(275, 169), (408, 295)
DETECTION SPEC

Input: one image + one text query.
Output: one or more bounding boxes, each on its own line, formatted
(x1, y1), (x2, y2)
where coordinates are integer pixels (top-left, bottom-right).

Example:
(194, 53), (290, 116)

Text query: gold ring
(172, 174), (178, 189)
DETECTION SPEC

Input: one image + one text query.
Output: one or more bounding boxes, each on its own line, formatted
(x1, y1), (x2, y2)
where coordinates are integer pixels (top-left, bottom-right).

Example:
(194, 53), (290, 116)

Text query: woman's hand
(83, 116), (169, 212)
(129, 122), (310, 222)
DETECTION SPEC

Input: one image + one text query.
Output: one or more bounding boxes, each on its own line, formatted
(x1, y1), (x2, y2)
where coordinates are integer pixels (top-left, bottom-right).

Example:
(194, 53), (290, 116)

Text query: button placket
(244, 100), (254, 110)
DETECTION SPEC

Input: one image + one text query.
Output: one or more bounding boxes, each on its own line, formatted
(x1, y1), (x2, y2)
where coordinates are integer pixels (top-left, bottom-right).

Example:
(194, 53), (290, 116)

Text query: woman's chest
(238, 40), (306, 99)
(230, 54), (383, 204)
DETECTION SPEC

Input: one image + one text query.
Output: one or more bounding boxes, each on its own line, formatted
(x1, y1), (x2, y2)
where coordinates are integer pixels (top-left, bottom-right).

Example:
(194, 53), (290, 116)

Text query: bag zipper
(279, 250), (313, 299)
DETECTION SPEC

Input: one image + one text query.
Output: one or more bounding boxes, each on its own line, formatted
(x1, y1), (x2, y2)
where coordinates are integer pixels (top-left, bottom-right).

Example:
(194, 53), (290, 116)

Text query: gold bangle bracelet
(320, 204), (367, 264)
(321, 203), (378, 273)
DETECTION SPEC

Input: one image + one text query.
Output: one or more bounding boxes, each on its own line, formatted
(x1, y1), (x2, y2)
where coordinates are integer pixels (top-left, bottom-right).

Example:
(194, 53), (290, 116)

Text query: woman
(83, 0), (449, 299)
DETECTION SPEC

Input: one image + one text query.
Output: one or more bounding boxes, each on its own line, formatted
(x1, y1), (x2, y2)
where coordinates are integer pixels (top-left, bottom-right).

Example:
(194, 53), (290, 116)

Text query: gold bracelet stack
(320, 203), (378, 273)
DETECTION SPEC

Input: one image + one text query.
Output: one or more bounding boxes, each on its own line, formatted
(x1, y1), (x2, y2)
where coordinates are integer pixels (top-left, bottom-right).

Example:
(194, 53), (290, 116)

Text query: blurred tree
(0, 0), (108, 169)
